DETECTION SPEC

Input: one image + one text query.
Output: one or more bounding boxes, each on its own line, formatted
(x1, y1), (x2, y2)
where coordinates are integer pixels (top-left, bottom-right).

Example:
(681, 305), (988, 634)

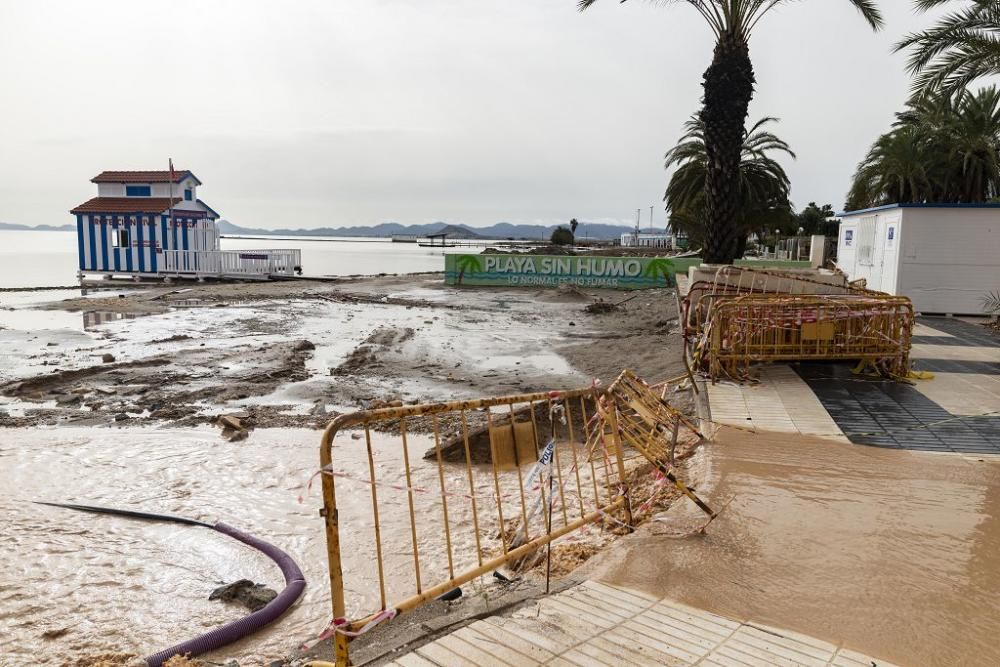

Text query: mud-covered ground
(0, 275), (685, 432)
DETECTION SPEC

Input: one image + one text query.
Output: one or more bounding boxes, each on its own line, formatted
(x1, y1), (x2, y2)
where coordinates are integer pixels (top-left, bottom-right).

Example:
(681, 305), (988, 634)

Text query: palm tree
(896, 0), (1000, 95)
(577, 0), (883, 264)
(454, 255), (483, 284)
(846, 86), (1000, 209)
(664, 114), (796, 255)
(642, 257), (676, 285)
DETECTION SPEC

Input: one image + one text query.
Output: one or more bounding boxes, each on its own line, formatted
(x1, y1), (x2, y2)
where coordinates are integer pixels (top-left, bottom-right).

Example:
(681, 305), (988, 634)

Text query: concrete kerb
(296, 576), (584, 666)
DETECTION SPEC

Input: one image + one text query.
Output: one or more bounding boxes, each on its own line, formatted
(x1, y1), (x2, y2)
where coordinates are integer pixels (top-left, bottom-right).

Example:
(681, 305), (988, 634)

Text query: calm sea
(0, 230), (465, 289)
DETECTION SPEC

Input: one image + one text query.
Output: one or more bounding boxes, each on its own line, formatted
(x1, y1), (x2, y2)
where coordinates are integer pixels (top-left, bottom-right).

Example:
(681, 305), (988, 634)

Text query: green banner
(444, 254), (813, 289)
(444, 253), (702, 289)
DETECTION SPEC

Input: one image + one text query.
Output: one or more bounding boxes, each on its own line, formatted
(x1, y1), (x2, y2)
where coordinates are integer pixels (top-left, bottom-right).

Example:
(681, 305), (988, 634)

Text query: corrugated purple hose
(144, 521), (306, 667)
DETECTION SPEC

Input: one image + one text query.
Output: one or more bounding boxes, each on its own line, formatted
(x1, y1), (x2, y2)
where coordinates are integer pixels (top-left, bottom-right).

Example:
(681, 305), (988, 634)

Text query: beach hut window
(114, 229), (131, 248)
(125, 185), (151, 197)
(184, 188), (193, 201)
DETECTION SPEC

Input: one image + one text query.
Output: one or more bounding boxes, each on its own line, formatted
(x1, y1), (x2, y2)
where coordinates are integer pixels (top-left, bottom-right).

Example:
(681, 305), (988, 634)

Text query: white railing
(159, 249), (302, 278)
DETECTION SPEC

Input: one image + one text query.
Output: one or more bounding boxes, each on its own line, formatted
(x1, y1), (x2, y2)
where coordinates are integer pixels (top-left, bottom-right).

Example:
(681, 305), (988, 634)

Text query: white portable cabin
(836, 203), (1000, 315)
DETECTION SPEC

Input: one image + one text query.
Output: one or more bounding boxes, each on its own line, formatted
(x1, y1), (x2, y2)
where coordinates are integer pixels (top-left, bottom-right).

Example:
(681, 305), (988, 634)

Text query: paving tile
(466, 620), (555, 663)
(455, 625), (544, 666)
(436, 633), (517, 667)
(575, 637), (670, 667)
(416, 639), (473, 666)
(395, 653), (441, 667)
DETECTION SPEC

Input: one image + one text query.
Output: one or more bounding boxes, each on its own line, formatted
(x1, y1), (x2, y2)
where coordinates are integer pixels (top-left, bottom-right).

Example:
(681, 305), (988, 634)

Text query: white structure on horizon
(620, 230), (675, 249)
(836, 203), (1000, 315)
(71, 169), (301, 280)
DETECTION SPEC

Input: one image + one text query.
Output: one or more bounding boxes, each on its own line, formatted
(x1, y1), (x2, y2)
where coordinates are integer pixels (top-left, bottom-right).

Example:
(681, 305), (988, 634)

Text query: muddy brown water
(0, 424), (613, 665)
(0, 426), (457, 665)
(582, 429), (1000, 667)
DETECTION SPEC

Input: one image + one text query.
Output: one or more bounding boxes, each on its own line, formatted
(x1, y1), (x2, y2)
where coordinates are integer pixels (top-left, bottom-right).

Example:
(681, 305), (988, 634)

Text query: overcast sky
(0, 1), (941, 229)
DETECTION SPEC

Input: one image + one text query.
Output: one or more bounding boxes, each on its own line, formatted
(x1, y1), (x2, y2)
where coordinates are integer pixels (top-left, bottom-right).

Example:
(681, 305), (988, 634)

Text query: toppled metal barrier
(316, 375), (713, 666)
(681, 267), (914, 382)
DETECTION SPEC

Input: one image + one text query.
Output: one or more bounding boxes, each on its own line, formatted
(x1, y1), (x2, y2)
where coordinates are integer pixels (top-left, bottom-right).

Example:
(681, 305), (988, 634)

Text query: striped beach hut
(71, 169), (301, 280)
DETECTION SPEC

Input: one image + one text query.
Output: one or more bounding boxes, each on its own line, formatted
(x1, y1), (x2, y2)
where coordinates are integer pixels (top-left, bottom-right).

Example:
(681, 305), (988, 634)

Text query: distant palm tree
(847, 86), (1000, 208)
(896, 0), (1000, 95)
(664, 114), (795, 255)
(577, 0), (883, 264)
(454, 255), (483, 285)
(642, 258), (676, 286)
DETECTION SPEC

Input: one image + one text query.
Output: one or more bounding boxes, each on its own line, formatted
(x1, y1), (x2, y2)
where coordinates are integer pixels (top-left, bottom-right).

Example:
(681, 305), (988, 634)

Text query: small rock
(114, 412), (130, 421)
(46, 342), (58, 347)
(101, 353), (115, 363)
(350, 432), (362, 440)
(209, 579), (277, 612)
(222, 427), (249, 442)
(568, 321), (576, 326)
(293, 339), (316, 352)
(55, 394), (82, 406)
(218, 415), (243, 430)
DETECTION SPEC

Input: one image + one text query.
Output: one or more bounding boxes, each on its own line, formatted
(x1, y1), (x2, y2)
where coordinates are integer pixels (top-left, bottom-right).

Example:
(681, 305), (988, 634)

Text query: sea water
(0, 230), (461, 289)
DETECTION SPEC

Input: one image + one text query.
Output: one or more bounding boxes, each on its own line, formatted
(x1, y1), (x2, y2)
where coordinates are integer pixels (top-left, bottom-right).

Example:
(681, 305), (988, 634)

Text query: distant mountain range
(217, 220), (636, 241)
(0, 222), (74, 231)
(0, 219), (639, 241)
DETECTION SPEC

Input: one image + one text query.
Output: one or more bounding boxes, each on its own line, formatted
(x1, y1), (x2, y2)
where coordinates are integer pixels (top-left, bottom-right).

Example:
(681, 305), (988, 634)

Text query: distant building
(70, 169), (300, 280)
(620, 230), (676, 249)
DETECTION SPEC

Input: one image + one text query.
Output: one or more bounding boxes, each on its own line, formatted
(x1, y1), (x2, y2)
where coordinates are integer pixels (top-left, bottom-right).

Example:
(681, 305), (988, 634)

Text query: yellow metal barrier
(317, 379), (715, 665)
(701, 294), (914, 381)
(319, 387), (632, 665)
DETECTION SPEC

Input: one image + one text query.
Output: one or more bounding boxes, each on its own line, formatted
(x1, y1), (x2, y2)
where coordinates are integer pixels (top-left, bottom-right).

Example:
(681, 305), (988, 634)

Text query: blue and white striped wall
(76, 213), (218, 274)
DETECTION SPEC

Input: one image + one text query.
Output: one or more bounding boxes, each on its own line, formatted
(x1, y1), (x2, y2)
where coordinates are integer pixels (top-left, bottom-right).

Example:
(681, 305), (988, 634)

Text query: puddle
(583, 429), (1000, 666)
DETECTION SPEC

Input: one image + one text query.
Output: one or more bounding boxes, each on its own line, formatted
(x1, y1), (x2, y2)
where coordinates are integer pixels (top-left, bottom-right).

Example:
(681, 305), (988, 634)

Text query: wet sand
(0, 276), (685, 429)
(0, 275), (686, 665)
(579, 429), (1000, 667)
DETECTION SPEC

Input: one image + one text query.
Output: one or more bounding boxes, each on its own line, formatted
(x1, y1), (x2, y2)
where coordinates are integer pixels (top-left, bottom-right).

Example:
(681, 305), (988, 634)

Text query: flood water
(584, 429), (1000, 667)
(0, 230), (471, 288)
(0, 423), (602, 665)
(0, 426), (460, 665)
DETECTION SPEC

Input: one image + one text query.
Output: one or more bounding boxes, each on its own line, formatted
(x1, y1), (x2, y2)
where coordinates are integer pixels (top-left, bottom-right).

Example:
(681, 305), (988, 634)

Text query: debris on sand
(215, 413), (251, 441)
(331, 327), (414, 376)
(150, 334), (193, 344)
(209, 579), (278, 612)
(584, 299), (618, 314)
(101, 353), (116, 363)
(163, 656), (205, 667)
(62, 653), (138, 667)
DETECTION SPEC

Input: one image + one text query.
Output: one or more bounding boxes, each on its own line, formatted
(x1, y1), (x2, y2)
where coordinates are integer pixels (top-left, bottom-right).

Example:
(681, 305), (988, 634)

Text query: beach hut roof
(90, 170), (202, 185)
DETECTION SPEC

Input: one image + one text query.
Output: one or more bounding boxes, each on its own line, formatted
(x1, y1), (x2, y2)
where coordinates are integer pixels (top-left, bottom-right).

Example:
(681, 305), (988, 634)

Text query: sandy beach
(0, 275), (685, 431)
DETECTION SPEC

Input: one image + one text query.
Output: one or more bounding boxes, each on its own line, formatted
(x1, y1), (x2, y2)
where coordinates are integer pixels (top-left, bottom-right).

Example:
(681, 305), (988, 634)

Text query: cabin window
(856, 216), (877, 266)
(125, 185), (151, 197)
(184, 188), (193, 201)
(113, 229), (131, 248)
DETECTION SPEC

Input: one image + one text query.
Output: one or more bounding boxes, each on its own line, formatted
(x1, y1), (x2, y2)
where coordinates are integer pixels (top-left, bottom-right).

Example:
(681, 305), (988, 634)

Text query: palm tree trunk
(700, 31), (755, 264)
